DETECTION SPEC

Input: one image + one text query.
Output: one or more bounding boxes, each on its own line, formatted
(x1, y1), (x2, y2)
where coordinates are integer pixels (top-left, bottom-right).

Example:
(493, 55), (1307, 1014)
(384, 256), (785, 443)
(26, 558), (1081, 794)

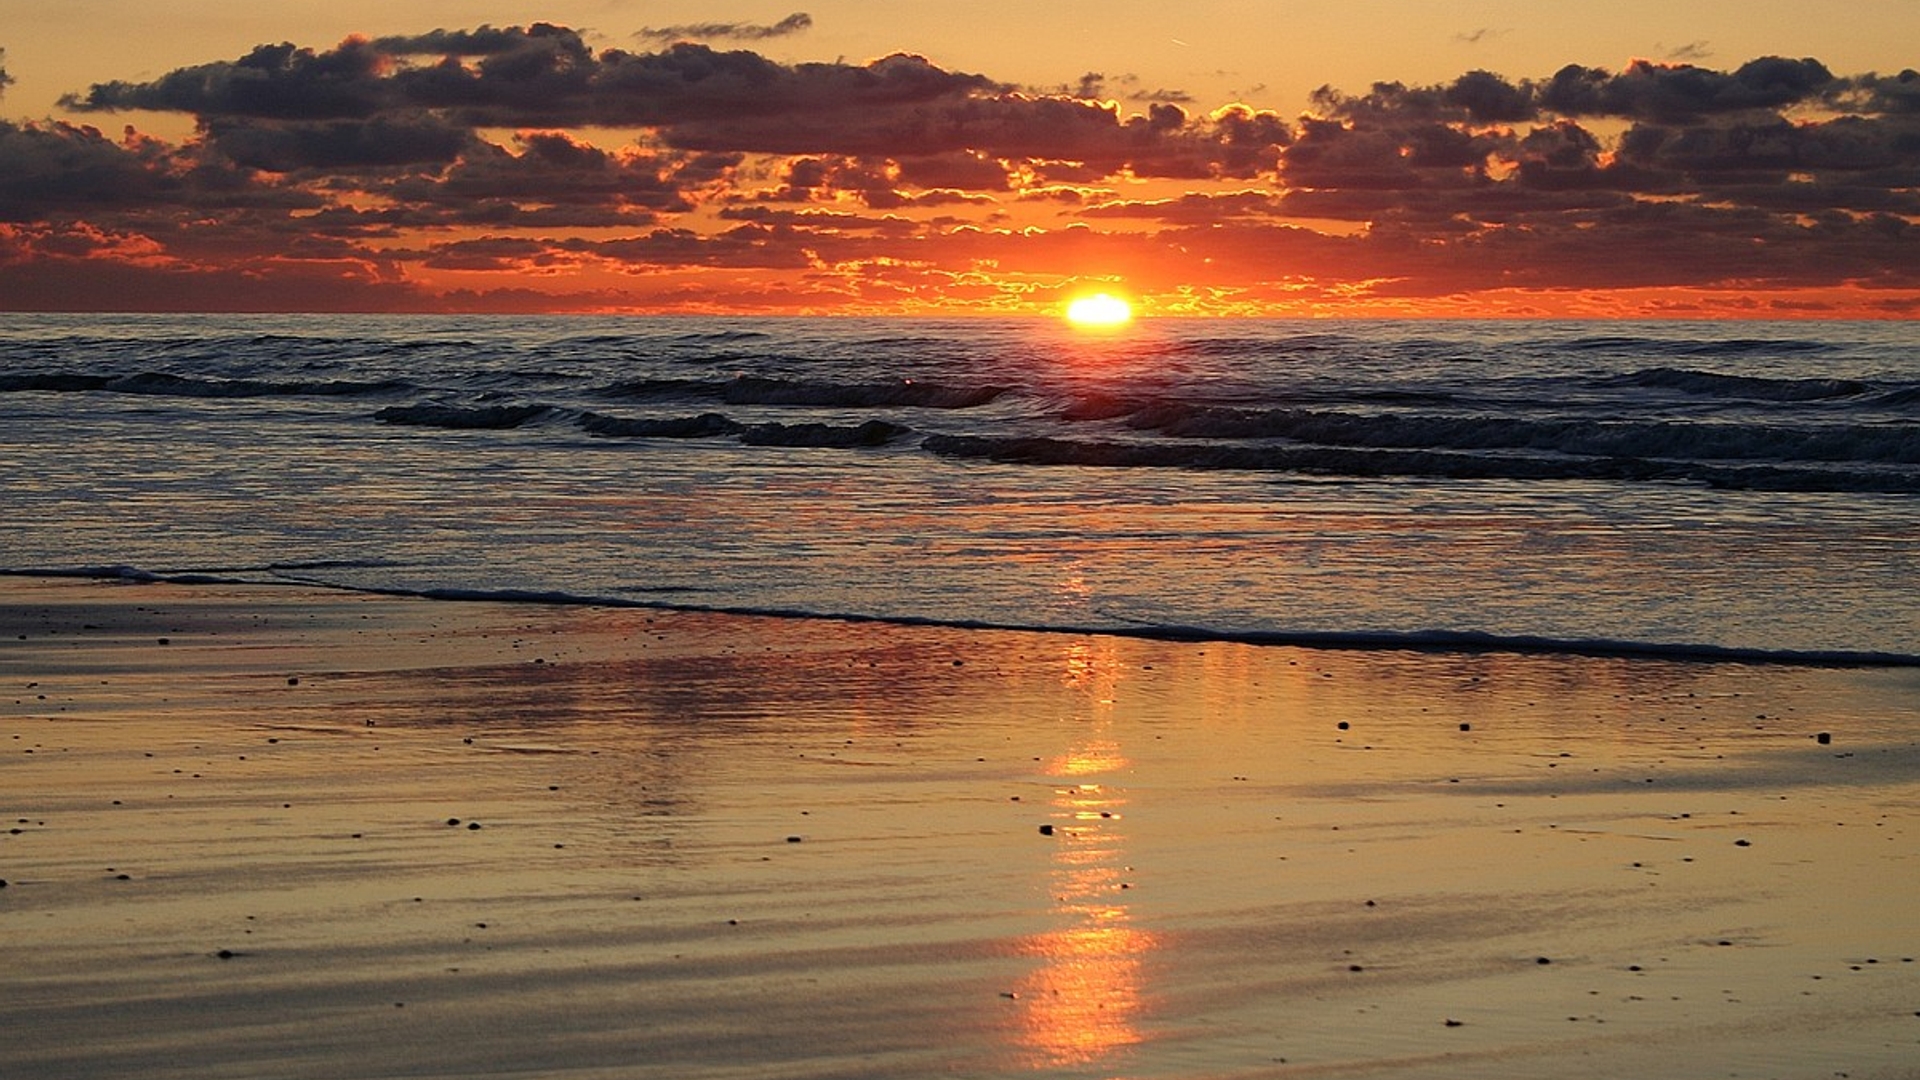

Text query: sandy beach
(3, 575), (1917, 1079)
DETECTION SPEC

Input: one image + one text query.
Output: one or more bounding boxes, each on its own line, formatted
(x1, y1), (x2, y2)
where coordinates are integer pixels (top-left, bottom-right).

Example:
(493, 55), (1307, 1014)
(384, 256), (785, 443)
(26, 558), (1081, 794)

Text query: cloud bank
(4, 24), (1916, 316)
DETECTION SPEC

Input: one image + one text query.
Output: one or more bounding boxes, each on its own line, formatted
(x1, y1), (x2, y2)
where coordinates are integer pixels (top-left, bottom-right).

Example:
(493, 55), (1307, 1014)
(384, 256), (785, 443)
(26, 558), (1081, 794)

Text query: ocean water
(2, 314), (1915, 662)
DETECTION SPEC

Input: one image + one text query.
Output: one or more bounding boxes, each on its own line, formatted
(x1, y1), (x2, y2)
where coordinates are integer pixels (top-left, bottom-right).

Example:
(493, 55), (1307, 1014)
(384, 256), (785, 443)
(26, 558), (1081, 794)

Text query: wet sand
(3, 576), (1918, 1079)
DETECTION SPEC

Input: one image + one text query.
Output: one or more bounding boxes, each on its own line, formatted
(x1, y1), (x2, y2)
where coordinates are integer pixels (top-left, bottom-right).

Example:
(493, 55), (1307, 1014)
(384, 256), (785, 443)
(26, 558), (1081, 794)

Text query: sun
(1064, 293), (1133, 329)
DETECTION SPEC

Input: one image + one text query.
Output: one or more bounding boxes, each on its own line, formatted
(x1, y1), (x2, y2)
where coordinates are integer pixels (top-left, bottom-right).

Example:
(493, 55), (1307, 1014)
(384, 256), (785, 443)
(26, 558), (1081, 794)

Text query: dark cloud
(0, 120), (186, 219)
(1277, 182), (1634, 225)
(1316, 57), (1841, 127)
(775, 155), (900, 207)
(1077, 191), (1283, 224)
(1708, 180), (1920, 215)
(205, 113), (475, 172)
(0, 223), (429, 311)
(1444, 70), (1537, 123)
(1833, 69), (1920, 114)
(66, 28), (992, 132)
(605, 47), (998, 130)
(666, 89), (1191, 171)
(1161, 197), (1920, 300)
(719, 204), (918, 234)
(587, 224), (820, 270)
(0, 119), (291, 220)
(749, 152), (1005, 210)
(0, 49), (14, 100)
(1621, 116), (1835, 175)
(1539, 56), (1837, 123)
(1281, 115), (1495, 192)
(1286, 55), (1920, 227)
(635, 13), (813, 43)
(418, 235), (558, 271)
(298, 201), (656, 235)
(1207, 104), (1291, 176)
(894, 151), (1011, 191)
(1310, 70), (1536, 125)
(59, 29), (1257, 174)
(389, 132), (693, 210)
(371, 23), (591, 58)
(1509, 119), (1628, 192)
(290, 132), (725, 233)
(66, 38), (392, 120)
(16, 32), (1920, 314)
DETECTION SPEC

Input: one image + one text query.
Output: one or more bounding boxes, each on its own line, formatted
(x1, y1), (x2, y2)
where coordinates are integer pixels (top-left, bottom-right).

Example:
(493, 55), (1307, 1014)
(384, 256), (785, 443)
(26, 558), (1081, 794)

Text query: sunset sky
(2, 1), (1916, 317)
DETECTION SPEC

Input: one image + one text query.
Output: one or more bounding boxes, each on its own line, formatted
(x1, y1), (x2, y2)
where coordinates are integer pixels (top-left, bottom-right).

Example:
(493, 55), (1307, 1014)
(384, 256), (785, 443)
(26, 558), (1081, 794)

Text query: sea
(2, 314), (1916, 664)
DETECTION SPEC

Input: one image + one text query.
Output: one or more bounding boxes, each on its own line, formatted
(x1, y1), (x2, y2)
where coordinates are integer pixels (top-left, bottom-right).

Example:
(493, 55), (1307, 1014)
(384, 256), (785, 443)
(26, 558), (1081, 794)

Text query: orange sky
(1, 3), (1916, 316)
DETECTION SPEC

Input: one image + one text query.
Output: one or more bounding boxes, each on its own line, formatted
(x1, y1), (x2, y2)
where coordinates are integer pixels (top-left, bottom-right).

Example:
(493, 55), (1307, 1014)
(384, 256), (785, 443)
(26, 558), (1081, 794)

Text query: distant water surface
(2, 314), (1915, 660)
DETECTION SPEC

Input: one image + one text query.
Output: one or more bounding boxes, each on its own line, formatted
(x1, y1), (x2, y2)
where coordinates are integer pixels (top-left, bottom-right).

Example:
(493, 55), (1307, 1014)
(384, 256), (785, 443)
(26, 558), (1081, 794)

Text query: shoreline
(4, 576), (1917, 1079)
(10, 567), (1917, 669)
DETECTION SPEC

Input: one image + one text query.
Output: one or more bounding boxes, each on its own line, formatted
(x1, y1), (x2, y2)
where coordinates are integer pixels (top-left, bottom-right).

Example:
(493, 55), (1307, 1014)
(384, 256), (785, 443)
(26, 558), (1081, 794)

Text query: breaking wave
(597, 375), (1007, 409)
(1110, 401), (1920, 465)
(1610, 366), (1874, 401)
(0, 371), (412, 398)
(920, 433), (1919, 492)
(580, 411), (909, 447)
(375, 403), (552, 429)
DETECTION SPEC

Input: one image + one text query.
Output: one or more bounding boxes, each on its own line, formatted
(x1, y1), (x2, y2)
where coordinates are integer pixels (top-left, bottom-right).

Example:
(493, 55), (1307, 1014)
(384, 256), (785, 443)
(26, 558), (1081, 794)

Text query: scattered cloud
(1664, 41), (1714, 62)
(1064, 72), (1193, 106)
(6, 25), (1917, 315)
(635, 13), (813, 43)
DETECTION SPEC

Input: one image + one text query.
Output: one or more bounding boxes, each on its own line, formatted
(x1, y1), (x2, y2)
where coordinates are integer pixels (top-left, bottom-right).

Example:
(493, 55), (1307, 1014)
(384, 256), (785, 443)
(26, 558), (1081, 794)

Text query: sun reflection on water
(1010, 641), (1154, 1068)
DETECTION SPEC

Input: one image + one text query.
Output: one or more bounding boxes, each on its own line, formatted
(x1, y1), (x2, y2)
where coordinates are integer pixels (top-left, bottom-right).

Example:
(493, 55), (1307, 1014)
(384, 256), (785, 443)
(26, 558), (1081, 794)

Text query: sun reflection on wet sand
(1011, 640), (1155, 1069)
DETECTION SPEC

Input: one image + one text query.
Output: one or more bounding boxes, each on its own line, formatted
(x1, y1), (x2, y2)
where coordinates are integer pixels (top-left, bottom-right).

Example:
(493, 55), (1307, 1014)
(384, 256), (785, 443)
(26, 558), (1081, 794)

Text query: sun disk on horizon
(1065, 293), (1133, 329)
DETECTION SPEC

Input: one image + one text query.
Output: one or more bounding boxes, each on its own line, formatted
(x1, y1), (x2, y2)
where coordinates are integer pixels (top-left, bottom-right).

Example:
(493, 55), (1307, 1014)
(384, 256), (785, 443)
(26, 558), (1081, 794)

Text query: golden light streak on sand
(1012, 724), (1151, 1069)
(4, 577), (1918, 1079)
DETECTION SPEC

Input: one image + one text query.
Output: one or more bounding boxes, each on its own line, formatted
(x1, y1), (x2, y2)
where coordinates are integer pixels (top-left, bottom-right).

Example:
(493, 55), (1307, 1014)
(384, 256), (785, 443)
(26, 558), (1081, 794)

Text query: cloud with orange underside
(0, 28), (1913, 316)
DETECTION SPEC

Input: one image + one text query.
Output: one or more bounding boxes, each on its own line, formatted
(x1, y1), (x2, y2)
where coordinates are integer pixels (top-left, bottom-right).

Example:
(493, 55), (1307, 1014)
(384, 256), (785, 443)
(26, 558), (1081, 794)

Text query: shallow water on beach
(2, 314), (1917, 659)
(4, 581), (1918, 1079)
